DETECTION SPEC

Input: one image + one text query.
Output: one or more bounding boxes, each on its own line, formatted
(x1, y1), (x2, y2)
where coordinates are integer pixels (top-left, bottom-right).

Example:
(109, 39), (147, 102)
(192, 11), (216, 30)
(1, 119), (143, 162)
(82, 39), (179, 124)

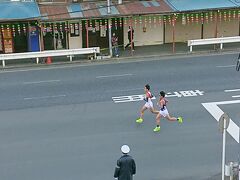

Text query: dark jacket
(114, 154), (136, 180)
(128, 28), (134, 41)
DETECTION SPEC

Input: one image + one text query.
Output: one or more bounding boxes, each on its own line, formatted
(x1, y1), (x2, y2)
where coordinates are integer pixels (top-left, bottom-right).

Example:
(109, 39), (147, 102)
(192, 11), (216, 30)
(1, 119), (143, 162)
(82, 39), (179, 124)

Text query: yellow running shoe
(136, 118), (143, 123)
(153, 126), (160, 132)
(177, 117), (183, 124)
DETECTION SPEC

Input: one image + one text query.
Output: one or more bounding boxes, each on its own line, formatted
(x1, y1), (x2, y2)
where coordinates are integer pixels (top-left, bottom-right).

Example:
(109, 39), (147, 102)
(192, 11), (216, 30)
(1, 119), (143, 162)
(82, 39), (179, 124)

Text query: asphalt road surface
(0, 53), (239, 180)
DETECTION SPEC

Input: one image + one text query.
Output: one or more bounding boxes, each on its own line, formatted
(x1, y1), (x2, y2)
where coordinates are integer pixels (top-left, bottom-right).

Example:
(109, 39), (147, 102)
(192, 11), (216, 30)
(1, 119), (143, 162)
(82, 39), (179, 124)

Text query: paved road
(0, 53), (239, 180)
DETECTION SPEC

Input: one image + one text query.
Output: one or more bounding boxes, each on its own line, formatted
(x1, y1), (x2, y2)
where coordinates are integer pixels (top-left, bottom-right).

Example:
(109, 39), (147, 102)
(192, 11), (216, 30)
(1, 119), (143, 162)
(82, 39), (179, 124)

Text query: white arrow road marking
(202, 100), (240, 143)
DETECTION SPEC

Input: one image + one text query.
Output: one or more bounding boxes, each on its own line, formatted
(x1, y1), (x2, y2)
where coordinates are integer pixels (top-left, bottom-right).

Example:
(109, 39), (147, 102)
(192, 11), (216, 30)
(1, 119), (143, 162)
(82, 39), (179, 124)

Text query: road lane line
(96, 74), (133, 79)
(24, 94), (66, 100)
(202, 100), (240, 143)
(224, 89), (240, 92)
(216, 65), (235, 68)
(23, 80), (61, 85)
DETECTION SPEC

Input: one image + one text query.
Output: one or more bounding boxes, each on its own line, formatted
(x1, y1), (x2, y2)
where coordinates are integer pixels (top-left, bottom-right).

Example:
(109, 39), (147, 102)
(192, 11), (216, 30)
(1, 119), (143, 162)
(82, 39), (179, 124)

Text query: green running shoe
(153, 126), (160, 132)
(136, 118), (143, 123)
(177, 117), (183, 124)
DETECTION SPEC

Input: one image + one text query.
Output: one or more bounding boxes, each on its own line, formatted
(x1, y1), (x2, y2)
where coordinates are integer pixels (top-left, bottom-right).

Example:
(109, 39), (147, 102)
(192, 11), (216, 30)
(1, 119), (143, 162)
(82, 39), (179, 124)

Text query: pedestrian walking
(112, 33), (119, 57)
(125, 26), (135, 51)
(136, 84), (158, 124)
(114, 145), (136, 180)
(153, 91), (183, 132)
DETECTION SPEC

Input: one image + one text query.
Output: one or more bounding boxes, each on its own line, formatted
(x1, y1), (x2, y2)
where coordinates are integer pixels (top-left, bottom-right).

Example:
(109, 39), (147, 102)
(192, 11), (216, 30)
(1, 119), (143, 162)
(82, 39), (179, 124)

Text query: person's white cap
(121, 145), (130, 154)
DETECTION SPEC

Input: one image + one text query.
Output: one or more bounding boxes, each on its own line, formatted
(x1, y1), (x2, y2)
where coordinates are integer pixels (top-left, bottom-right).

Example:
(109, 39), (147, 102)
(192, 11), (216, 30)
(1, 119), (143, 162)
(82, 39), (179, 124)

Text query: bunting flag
(205, 12), (209, 23)
(195, 14), (199, 24)
(139, 16), (142, 27)
(12, 25), (15, 36)
(224, 11), (227, 21)
(228, 11), (231, 21)
(79, 21), (82, 31)
(219, 12), (222, 22)
(158, 15), (162, 26)
(201, 13), (204, 24)
(210, 12), (213, 21)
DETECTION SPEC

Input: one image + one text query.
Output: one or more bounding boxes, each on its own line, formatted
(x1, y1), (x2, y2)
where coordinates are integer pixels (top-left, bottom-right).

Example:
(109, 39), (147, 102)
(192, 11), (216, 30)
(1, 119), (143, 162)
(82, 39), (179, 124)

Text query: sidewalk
(116, 42), (240, 59)
(1, 42), (240, 69)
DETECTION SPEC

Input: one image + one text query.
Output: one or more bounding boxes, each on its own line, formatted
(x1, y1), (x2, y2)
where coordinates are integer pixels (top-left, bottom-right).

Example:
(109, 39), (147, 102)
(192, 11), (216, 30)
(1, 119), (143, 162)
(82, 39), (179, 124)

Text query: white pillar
(2, 60), (5, 67)
(222, 119), (227, 180)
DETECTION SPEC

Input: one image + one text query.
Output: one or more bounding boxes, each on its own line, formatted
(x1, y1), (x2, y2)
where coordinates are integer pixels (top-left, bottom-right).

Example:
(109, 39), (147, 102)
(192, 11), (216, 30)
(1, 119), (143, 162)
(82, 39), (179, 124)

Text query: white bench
(0, 47), (100, 67)
(188, 36), (240, 52)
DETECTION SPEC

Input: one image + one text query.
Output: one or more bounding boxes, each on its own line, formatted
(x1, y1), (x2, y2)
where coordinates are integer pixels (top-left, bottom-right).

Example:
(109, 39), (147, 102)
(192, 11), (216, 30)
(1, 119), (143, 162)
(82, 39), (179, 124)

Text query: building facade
(0, 0), (239, 54)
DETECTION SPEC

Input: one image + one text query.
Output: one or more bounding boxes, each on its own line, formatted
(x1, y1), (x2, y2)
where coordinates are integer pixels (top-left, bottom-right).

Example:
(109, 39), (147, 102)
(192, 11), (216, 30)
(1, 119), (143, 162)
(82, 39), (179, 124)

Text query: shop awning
(0, 1), (40, 21)
(166, 0), (239, 11)
(39, 0), (174, 21)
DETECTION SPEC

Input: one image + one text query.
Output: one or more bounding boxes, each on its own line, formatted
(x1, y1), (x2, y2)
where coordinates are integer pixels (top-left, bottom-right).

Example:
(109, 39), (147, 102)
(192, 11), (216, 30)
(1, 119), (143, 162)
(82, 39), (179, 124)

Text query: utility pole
(107, 0), (112, 57)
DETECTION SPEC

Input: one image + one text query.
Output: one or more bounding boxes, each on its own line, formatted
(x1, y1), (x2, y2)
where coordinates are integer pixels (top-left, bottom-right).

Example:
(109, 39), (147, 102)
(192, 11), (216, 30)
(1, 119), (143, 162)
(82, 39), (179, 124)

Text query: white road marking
(112, 94), (156, 103)
(96, 74), (133, 79)
(232, 95), (240, 98)
(23, 80), (60, 85)
(112, 90), (204, 103)
(24, 94), (66, 100)
(216, 65), (235, 68)
(202, 100), (240, 143)
(224, 89), (240, 92)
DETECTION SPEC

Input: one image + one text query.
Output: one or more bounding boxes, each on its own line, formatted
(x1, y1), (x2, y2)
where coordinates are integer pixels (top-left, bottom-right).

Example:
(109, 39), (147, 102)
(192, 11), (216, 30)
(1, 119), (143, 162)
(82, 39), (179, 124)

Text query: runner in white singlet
(153, 91), (183, 132)
(136, 84), (158, 124)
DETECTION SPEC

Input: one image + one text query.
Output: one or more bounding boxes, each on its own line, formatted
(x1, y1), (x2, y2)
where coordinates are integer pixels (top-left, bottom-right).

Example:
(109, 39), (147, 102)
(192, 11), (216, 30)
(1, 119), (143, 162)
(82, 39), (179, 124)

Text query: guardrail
(0, 47), (100, 67)
(188, 36), (240, 52)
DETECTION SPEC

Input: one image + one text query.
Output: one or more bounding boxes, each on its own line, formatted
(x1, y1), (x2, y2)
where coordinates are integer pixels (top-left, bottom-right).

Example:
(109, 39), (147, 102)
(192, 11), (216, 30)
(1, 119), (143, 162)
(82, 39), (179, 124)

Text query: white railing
(0, 47), (100, 67)
(188, 36), (240, 52)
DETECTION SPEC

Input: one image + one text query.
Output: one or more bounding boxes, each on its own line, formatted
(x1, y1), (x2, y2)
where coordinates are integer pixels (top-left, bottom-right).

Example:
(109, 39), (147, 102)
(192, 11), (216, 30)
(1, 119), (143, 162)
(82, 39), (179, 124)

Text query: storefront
(0, 22), (40, 53)
(68, 21), (82, 49)
(0, 1), (41, 53)
(123, 16), (164, 46)
(82, 18), (123, 50)
(42, 22), (67, 50)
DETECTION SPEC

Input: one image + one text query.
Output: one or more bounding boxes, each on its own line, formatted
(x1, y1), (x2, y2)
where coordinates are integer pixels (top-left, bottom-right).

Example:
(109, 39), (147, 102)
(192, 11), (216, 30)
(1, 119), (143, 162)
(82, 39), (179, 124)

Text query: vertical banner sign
(28, 25), (40, 52)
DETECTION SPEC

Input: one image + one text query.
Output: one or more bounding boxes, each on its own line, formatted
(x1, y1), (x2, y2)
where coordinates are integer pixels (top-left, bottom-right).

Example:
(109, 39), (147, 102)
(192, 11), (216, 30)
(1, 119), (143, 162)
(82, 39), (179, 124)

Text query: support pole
(172, 15), (176, 53)
(107, 0), (112, 57)
(86, 21), (89, 48)
(130, 17), (133, 55)
(222, 118), (227, 180)
(108, 18), (112, 57)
